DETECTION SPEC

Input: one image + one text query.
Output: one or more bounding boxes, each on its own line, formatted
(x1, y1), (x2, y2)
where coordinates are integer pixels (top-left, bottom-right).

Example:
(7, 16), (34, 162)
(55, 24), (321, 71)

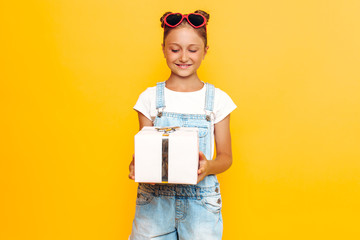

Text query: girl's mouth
(175, 64), (192, 69)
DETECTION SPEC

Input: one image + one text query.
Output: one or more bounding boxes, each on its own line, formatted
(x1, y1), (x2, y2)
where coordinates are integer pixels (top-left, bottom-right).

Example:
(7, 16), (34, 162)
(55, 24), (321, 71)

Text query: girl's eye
(189, 50), (198, 53)
(171, 49), (179, 53)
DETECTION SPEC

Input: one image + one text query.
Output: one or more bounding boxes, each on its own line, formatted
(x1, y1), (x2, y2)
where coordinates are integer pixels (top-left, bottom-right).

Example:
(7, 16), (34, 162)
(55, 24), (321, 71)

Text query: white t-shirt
(133, 82), (237, 159)
(133, 83), (237, 124)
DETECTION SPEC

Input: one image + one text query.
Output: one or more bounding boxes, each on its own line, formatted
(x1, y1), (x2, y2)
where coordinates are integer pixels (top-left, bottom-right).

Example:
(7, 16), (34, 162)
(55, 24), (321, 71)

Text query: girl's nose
(180, 51), (189, 62)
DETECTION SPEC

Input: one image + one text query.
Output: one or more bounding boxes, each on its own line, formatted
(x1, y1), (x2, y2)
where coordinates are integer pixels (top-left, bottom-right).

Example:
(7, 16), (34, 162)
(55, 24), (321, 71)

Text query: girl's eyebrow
(168, 43), (200, 47)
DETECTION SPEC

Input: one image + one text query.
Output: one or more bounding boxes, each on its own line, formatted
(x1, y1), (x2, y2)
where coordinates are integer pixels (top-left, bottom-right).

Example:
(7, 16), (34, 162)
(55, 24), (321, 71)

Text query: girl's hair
(160, 10), (210, 49)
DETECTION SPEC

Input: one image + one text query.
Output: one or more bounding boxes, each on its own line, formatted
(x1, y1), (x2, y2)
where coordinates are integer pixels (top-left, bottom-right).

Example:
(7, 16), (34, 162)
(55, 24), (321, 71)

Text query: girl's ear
(161, 43), (165, 57)
(203, 45), (209, 59)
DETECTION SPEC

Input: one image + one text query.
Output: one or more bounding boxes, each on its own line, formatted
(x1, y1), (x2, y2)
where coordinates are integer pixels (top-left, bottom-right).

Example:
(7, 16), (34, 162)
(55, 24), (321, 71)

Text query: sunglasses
(162, 13), (207, 31)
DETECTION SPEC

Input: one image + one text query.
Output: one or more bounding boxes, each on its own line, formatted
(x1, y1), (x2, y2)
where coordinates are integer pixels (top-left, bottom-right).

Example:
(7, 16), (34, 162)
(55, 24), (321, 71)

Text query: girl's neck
(165, 73), (204, 92)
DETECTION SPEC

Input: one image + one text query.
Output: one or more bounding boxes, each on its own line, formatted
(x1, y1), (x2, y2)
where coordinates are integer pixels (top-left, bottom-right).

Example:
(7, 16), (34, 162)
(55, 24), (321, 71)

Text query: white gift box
(134, 126), (199, 184)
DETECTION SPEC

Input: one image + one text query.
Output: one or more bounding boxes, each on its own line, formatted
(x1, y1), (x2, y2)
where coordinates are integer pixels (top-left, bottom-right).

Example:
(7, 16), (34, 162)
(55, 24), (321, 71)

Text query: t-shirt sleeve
(213, 89), (237, 124)
(133, 88), (152, 121)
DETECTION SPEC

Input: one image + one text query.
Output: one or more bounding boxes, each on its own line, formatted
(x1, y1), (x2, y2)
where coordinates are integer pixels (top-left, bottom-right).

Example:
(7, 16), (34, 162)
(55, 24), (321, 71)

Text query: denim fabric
(130, 82), (223, 239)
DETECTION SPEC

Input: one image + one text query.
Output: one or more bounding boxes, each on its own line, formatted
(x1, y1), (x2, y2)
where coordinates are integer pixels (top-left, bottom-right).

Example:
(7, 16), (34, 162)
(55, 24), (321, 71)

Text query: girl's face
(162, 27), (208, 79)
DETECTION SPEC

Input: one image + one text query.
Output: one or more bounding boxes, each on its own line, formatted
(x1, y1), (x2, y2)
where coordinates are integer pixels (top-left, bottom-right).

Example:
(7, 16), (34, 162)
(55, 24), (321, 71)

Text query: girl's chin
(172, 72), (196, 79)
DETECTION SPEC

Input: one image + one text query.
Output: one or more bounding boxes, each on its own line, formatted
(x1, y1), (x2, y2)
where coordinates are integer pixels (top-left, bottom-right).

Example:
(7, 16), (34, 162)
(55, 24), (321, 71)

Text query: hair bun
(160, 11), (173, 28)
(194, 10), (210, 24)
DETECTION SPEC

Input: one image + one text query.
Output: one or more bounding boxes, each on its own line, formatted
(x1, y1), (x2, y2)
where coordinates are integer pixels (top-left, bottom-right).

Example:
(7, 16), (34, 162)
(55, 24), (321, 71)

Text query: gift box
(134, 126), (199, 184)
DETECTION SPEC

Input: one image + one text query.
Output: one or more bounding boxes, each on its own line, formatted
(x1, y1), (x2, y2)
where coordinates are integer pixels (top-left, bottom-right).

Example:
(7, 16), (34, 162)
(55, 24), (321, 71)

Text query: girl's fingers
(199, 151), (207, 160)
(129, 168), (134, 177)
(129, 155), (135, 180)
(197, 173), (206, 183)
(129, 164), (135, 180)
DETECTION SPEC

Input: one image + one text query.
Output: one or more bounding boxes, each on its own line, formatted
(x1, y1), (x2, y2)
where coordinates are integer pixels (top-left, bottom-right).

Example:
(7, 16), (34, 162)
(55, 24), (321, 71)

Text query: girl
(128, 10), (237, 239)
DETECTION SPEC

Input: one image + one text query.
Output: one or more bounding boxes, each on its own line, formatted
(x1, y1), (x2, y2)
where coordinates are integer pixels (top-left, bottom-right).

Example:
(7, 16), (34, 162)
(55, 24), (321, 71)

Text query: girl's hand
(128, 154), (135, 180)
(197, 151), (211, 184)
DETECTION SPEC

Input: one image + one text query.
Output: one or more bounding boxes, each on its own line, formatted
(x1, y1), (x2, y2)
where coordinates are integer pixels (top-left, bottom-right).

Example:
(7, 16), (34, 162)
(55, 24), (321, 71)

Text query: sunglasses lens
(166, 13), (183, 26)
(188, 14), (205, 27)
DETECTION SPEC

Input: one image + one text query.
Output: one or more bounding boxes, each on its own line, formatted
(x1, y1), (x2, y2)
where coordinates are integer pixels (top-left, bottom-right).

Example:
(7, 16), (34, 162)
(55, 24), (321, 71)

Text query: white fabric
(133, 83), (237, 160)
(133, 83), (237, 124)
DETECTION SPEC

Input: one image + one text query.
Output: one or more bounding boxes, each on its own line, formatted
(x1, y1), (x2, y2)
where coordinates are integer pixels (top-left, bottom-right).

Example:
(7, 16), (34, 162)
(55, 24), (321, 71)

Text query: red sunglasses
(162, 13), (207, 31)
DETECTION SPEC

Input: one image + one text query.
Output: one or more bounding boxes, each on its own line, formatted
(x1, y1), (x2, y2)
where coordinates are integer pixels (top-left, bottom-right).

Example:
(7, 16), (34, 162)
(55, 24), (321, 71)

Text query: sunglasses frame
(162, 12), (207, 31)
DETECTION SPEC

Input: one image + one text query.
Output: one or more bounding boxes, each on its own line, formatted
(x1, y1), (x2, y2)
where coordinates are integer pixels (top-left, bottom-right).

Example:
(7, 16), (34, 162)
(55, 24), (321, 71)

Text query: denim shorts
(129, 180), (223, 240)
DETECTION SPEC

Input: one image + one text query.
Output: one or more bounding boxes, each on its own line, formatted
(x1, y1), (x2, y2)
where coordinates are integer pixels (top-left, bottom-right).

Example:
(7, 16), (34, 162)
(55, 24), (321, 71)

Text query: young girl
(128, 10), (237, 239)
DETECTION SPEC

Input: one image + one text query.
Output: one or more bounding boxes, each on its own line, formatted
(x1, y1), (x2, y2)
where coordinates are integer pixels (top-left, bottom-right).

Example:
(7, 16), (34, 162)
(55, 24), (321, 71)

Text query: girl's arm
(197, 114), (233, 183)
(128, 112), (153, 180)
(137, 111), (154, 130)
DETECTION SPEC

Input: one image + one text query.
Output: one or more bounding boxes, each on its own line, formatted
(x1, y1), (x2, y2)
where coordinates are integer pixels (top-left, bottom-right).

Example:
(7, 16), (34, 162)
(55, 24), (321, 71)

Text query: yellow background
(1, 0), (360, 239)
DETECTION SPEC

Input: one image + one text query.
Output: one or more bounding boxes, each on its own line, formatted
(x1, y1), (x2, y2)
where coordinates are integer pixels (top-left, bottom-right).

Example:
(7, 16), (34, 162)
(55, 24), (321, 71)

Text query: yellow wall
(1, 0), (360, 239)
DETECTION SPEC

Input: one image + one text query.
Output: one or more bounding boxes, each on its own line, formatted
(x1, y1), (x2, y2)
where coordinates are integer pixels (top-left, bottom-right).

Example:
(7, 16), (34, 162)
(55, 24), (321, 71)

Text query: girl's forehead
(165, 28), (204, 46)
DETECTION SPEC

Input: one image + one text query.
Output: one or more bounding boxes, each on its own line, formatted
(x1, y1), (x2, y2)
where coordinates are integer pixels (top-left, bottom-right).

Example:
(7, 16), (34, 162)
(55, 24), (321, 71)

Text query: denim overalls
(130, 82), (223, 240)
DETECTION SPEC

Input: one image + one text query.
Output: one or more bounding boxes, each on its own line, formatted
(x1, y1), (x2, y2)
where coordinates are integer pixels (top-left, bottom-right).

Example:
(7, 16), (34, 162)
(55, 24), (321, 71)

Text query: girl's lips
(175, 64), (192, 69)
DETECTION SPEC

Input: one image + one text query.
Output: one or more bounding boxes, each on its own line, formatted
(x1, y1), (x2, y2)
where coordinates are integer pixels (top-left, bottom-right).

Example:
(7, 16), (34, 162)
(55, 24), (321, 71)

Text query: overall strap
(204, 83), (215, 112)
(204, 83), (215, 159)
(156, 82), (166, 109)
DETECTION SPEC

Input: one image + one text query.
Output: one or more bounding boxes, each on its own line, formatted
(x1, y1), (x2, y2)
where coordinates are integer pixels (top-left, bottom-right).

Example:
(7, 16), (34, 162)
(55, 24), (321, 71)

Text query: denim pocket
(136, 191), (154, 206)
(197, 126), (209, 138)
(202, 195), (222, 213)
